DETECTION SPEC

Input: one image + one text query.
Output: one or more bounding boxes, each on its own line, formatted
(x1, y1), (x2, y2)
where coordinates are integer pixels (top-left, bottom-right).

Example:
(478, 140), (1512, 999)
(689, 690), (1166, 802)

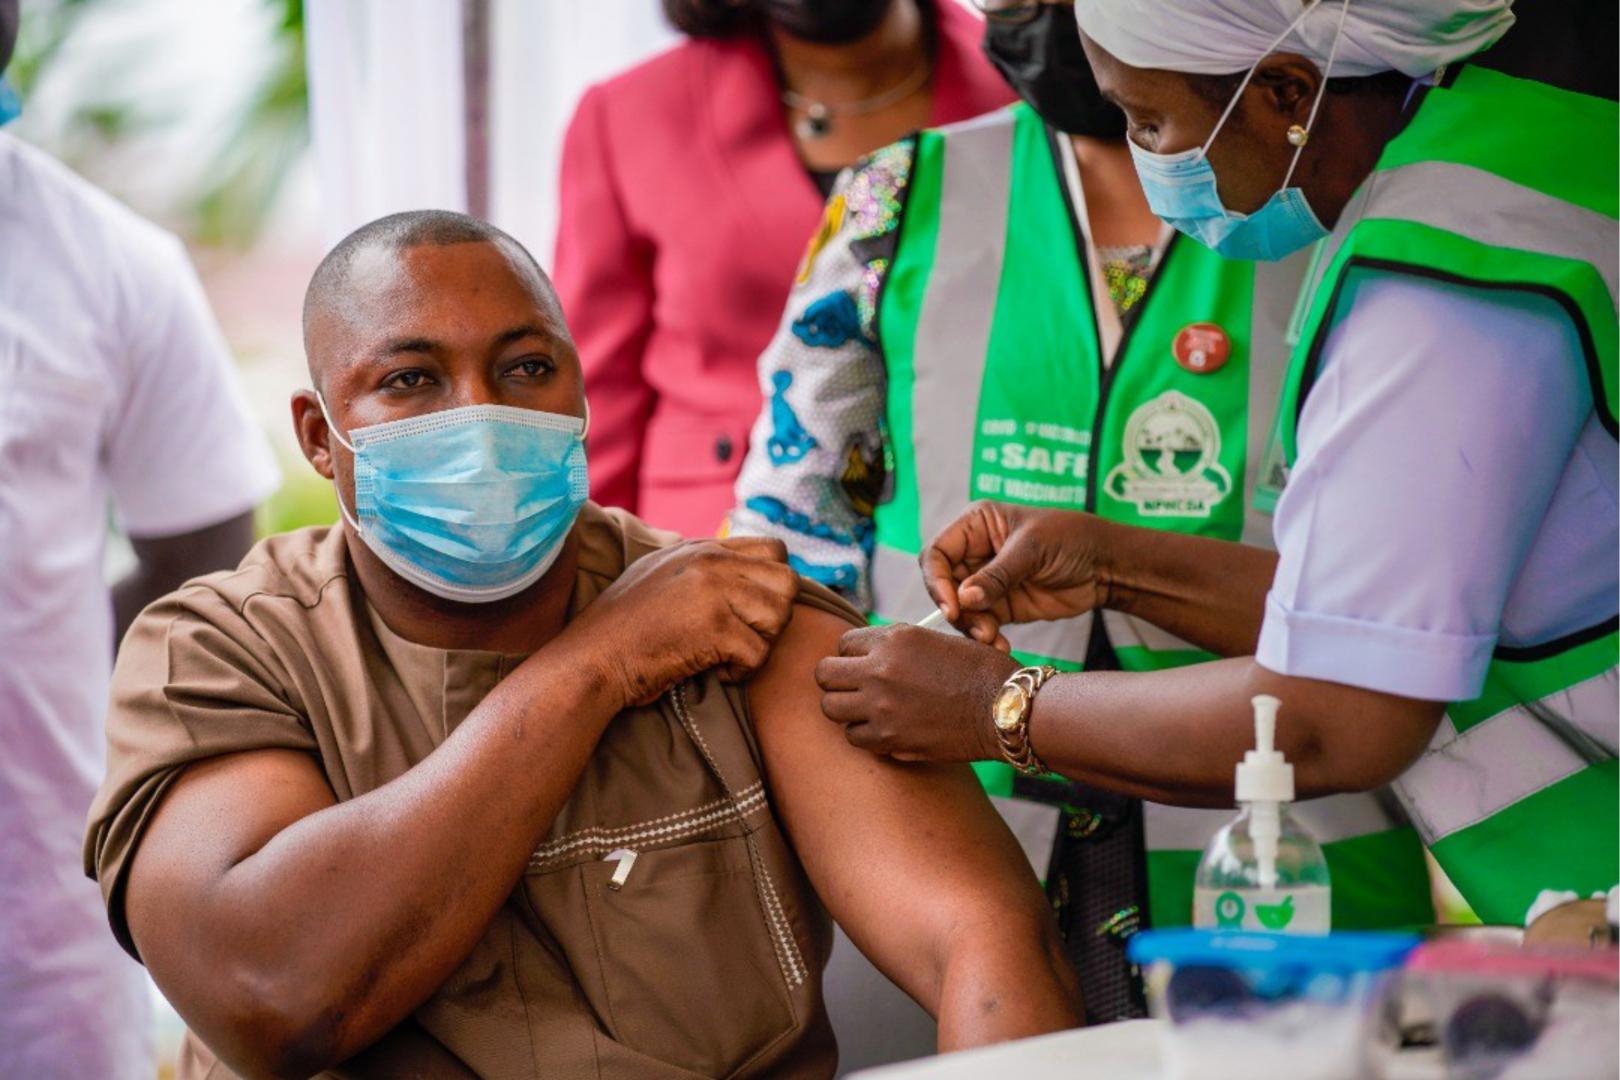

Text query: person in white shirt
(0, 5), (280, 1074)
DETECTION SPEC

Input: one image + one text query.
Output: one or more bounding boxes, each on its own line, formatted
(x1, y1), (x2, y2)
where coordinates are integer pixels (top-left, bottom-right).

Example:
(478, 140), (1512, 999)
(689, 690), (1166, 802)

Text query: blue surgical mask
(1128, 0), (1350, 262)
(320, 396), (590, 604)
(1129, 140), (1327, 261)
(0, 79), (20, 128)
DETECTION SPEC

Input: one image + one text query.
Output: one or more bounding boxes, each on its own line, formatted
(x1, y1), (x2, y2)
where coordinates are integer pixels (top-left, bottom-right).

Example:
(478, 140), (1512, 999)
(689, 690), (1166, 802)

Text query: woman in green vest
(813, 0), (1618, 931)
(730, 0), (1431, 1029)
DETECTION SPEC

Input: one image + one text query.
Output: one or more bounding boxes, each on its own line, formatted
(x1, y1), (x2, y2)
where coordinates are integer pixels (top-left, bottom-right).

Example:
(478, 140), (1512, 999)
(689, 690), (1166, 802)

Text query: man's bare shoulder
(747, 562), (864, 679)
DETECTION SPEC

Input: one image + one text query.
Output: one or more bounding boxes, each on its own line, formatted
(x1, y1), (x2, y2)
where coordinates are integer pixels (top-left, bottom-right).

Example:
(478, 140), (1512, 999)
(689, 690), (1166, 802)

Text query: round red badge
(1172, 322), (1231, 375)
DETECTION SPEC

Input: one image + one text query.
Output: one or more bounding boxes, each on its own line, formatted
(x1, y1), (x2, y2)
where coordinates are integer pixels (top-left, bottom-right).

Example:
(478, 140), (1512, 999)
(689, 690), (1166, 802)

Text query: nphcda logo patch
(1104, 390), (1232, 517)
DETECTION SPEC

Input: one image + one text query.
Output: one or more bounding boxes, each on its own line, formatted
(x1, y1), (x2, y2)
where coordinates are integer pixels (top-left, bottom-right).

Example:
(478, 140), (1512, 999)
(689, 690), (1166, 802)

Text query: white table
(847, 1019), (1164, 1080)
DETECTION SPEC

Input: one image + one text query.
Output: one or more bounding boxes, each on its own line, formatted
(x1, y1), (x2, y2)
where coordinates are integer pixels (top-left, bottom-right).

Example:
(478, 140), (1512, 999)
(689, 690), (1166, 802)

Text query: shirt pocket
(526, 834), (800, 1077)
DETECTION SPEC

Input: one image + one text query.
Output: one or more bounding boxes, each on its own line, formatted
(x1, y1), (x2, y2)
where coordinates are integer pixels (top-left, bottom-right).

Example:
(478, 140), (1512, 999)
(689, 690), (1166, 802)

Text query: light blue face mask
(1129, 140), (1327, 261)
(320, 397), (590, 604)
(1127, 0), (1351, 262)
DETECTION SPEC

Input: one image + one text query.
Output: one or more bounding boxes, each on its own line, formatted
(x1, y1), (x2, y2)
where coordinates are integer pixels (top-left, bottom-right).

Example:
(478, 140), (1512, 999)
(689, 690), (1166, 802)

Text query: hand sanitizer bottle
(1193, 695), (1331, 934)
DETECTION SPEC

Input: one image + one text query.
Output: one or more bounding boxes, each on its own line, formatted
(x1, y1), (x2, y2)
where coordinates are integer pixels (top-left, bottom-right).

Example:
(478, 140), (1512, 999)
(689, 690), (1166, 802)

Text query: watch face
(993, 684), (1028, 733)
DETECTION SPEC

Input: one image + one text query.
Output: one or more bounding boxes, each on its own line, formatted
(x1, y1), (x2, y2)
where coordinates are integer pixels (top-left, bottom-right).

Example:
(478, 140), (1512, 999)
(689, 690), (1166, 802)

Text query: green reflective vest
(1278, 67), (1619, 925)
(869, 102), (1432, 929)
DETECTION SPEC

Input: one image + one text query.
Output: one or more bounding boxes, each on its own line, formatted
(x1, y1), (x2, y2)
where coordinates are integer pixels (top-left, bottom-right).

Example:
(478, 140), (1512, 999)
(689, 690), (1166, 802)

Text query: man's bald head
(302, 210), (564, 391)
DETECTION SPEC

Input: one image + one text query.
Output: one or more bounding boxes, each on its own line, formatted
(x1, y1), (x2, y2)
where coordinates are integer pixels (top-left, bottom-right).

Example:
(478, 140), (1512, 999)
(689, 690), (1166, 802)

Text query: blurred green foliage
(4, 0), (91, 93)
(191, 0), (306, 246)
(12, 0), (308, 247)
(257, 452), (338, 538)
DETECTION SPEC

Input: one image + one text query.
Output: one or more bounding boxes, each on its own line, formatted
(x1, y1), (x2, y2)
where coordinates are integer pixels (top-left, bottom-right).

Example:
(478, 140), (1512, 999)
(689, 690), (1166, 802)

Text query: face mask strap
(1199, 0), (1329, 159)
(332, 489), (363, 534)
(1280, 0), (1352, 190)
(315, 390), (356, 454)
(314, 390), (364, 535)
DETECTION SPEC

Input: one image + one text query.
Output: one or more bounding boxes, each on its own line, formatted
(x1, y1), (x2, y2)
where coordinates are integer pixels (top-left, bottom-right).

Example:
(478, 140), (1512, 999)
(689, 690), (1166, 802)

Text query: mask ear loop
(315, 391), (356, 453)
(314, 391), (363, 533)
(1197, 0), (1336, 160)
(1278, 0), (1352, 190)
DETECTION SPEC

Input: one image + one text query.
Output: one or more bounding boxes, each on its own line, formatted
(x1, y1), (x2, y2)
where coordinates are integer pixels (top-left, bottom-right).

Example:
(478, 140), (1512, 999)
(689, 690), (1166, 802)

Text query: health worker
(730, 0), (1431, 1025)
(812, 0), (1619, 929)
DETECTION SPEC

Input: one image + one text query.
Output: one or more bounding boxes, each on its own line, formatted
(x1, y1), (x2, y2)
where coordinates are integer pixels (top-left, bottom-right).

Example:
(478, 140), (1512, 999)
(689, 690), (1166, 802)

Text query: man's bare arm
(123, 538), (801, 1078)
(126, 651), (624, 1078)
(748, 606), (1082, 1050)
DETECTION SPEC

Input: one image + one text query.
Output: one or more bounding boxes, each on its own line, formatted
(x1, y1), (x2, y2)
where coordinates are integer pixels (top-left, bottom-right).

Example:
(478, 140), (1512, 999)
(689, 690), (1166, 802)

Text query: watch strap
(997, 665), (1056, 775)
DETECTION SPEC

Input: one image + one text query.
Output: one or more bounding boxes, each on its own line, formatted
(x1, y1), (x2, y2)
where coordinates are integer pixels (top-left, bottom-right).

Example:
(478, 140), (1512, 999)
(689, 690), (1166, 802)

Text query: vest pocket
(528, 834), (798, 1076)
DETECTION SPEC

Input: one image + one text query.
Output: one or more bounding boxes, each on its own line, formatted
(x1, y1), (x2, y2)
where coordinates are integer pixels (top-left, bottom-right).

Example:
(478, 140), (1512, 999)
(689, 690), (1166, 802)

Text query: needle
(914, 608), (948, 630)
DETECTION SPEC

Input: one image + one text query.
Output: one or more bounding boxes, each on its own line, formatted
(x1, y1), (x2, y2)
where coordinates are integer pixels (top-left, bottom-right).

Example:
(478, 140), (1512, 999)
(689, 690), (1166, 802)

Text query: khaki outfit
(86, 504), (856, 1079)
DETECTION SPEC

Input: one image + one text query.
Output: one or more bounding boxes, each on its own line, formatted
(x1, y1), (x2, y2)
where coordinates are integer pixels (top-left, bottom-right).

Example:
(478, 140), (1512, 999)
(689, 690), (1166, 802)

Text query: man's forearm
(1028, 658), (1443, 807)
(1099, 521), (1277, 658)
(211, 636), (622, 1071)
(935, 917), (1081, 1051)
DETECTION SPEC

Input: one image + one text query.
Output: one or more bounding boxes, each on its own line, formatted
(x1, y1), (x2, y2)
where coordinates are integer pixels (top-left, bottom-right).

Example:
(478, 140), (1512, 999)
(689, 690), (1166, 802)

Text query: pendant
(797, 102), (831, 140)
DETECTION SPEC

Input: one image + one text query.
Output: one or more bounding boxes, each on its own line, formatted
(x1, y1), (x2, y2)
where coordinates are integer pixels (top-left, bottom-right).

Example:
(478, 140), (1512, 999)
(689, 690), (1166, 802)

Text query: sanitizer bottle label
(1193, 886), (1331, 934)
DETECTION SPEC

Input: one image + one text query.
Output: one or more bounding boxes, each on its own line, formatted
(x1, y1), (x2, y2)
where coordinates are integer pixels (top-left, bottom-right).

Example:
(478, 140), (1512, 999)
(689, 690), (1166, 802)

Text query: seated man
(84, 211), (1079, 1079)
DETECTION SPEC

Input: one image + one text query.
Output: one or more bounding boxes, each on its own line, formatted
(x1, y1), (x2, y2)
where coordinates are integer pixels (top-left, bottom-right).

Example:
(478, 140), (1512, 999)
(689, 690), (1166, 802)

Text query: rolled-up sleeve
(85, 584), (315, 958)
(1257, 272), (1591, 701)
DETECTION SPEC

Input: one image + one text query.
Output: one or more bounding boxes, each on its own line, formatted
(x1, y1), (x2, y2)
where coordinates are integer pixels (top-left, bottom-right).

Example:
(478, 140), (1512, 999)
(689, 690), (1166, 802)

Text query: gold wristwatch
(991, 665), (1056, 776)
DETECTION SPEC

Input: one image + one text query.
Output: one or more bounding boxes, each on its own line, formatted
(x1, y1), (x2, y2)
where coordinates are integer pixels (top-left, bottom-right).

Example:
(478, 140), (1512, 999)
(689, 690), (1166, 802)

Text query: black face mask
(982, 4), (1125, 138)
(762, 0), (896, 46)
(0, 0), (18, 78)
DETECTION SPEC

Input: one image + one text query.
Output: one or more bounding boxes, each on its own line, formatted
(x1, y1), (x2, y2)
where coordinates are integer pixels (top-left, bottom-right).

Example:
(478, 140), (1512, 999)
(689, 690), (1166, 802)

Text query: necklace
(781, 60), (931, 140)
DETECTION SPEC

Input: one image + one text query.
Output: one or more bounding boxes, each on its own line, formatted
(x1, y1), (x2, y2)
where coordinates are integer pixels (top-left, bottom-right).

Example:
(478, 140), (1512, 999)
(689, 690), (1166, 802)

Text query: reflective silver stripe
(1569, 666), (1620, 755)
(1101, 609), (1198, 657)
(1004, 613), (1093, 667)
(1306, 159), (1619, 324)
(1143, 790), (1409, 852)
(1143, 803), (1232, 852)
(1299, 182), (1375, 322)
(1365, 160), (1618, 299)
(909, 110), (1016, 541)
(869, 111), (1017, 627)
(1395, 668), (1619, 844)
(871, 541), (933, 623)
(1241, 250), (1308, 547)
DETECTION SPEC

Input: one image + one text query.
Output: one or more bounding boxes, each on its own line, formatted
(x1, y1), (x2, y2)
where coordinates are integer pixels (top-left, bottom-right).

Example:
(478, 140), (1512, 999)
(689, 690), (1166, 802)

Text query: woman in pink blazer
(554, 0), (1013, 537)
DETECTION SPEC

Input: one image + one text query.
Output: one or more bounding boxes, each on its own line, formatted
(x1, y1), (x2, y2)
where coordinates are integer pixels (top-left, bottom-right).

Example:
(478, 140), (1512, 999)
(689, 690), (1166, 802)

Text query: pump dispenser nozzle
(1236, 695), (1294, 891)
(1194, 694), (1330, 932)
(1236, 694), (1293, 803)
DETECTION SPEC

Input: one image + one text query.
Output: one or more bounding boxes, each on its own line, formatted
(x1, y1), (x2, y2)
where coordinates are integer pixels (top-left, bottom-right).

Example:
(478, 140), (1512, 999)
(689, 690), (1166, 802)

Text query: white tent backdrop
(489, 1), (679, 262)
(305, 0), (677, 262)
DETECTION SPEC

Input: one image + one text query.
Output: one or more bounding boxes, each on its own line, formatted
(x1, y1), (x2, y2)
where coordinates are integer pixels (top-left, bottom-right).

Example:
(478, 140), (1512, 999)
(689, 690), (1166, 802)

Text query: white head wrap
(1075, 0), (1515, 78)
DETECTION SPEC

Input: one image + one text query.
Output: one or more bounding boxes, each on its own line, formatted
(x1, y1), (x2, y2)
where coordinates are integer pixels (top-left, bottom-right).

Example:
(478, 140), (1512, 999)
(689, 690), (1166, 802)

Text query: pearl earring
(1287, 124), (1310, 148)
